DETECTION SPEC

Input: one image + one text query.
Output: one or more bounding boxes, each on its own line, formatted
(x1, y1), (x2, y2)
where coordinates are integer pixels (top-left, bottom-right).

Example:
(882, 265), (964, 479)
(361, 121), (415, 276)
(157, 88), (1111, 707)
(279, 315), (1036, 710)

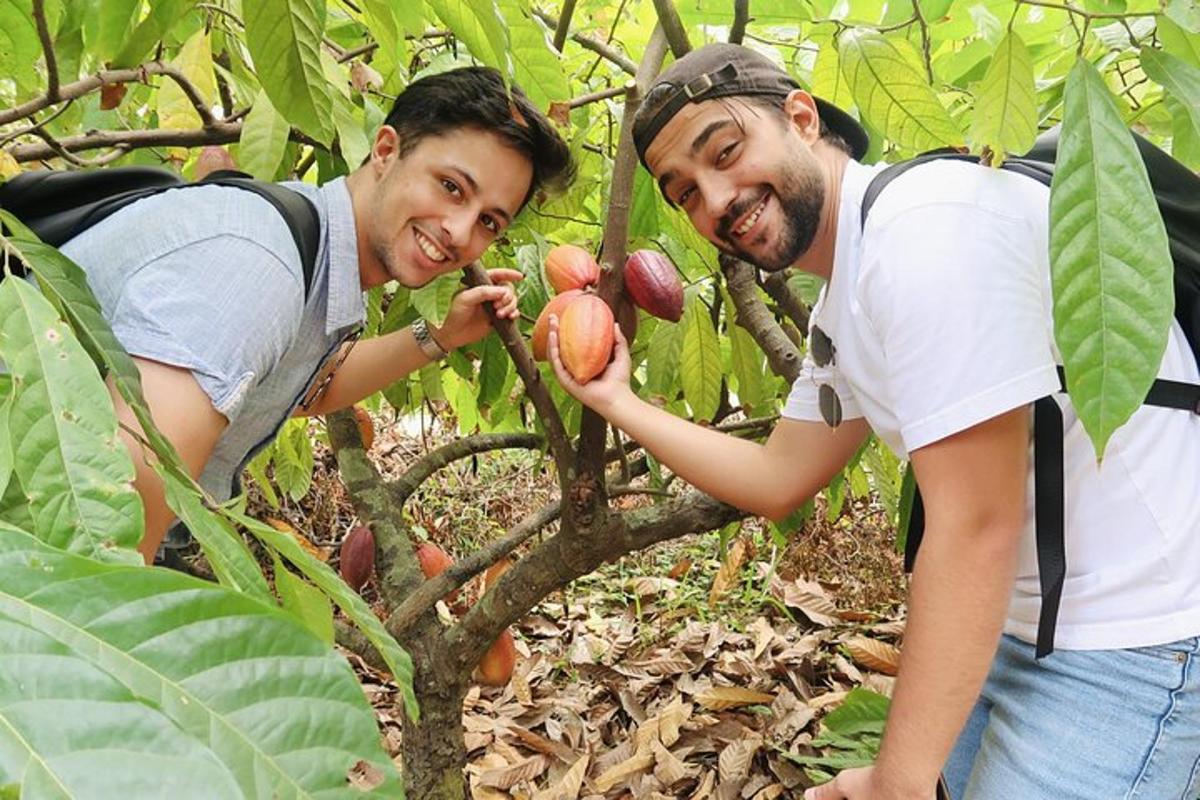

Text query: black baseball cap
(632, 43), (869, 167)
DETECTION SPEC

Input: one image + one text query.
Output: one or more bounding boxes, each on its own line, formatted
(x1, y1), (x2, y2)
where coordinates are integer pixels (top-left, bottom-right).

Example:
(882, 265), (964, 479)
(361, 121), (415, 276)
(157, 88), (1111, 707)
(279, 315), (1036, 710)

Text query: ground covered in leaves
(245, 412), (909, 798)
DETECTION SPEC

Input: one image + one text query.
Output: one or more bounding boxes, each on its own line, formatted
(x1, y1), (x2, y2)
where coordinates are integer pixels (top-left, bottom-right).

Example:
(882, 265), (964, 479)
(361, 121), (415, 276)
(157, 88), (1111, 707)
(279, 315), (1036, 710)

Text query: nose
(441, 207), (475, 253)
(697, 173), (737, 227)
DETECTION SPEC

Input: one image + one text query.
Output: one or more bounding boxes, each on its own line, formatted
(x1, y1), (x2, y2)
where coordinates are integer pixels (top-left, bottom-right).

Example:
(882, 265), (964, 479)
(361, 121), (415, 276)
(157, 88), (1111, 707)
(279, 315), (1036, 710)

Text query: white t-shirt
(783, 159), (1200, 650)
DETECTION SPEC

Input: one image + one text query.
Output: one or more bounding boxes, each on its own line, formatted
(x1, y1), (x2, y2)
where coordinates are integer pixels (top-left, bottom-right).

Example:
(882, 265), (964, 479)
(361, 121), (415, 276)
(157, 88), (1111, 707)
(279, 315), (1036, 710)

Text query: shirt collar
(320, 177), (366, 336)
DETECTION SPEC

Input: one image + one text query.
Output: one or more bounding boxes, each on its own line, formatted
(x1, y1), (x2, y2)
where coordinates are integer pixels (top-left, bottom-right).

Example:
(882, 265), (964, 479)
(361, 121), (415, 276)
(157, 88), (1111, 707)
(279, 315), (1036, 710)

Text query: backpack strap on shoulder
(198, 170), (321, 299)
(1033, 395), (1066, 658)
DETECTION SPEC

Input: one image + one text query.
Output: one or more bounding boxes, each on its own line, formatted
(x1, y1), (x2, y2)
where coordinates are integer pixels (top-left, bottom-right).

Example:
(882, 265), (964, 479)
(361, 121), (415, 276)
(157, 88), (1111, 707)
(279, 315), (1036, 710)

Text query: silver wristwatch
(412, 317), (449, 361)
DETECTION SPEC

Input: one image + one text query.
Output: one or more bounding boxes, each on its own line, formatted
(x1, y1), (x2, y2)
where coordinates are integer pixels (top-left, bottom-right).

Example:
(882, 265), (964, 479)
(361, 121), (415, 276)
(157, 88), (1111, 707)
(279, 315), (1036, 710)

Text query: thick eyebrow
(449, 165), (512, 225)
(655, 119), (739, 202)
(657, 169), (677, 203)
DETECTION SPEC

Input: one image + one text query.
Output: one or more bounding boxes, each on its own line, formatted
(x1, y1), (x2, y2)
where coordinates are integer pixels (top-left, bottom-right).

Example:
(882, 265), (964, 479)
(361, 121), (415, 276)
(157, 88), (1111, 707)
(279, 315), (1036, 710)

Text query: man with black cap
(548, 43), (1200, 800)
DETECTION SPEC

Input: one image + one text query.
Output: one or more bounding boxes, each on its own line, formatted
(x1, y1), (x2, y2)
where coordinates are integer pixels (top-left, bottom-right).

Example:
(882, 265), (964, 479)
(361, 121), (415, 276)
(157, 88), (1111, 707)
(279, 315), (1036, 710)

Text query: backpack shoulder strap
(197, 170), (322, 299)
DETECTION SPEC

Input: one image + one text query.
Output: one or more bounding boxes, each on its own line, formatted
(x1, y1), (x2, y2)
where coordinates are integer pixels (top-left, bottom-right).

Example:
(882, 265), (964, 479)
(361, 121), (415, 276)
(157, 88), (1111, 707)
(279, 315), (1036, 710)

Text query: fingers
(459, 285), (520, 319)
(485, 268), (524, 284)
(547, 316), (579, 390)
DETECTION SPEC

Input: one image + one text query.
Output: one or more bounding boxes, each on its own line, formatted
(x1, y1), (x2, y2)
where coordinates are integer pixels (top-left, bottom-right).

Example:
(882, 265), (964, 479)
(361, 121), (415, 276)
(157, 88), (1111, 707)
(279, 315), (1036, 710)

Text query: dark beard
(716, 162), (824, 272)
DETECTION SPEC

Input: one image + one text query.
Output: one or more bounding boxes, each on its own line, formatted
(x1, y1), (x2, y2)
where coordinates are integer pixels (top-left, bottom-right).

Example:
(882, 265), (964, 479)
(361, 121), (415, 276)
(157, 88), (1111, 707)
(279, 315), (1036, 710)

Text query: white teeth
(735, 197), (767, 236)
(415, 231), (447, 262)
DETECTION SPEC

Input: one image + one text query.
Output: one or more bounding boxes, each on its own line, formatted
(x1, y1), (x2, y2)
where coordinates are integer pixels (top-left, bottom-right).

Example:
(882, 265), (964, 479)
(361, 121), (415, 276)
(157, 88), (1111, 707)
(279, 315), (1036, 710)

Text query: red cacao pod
(478, 628), (517, 686)
(531, 289), (584, 361)
(351, 405), (375, 450)
(415, 542), (460, 605)
(544, 244), (599, 294)
(194, 145), (237, 180)
(99, 82), (127, 110)
(558, 294), (615, 384)
(339, 525), (376, 592)
(624, 249), (684, 322)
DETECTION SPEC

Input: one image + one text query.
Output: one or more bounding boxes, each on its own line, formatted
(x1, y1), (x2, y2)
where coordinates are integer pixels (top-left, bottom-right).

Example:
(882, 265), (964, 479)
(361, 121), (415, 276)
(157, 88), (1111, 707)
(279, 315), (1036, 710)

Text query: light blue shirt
(59, 177), (365, 500)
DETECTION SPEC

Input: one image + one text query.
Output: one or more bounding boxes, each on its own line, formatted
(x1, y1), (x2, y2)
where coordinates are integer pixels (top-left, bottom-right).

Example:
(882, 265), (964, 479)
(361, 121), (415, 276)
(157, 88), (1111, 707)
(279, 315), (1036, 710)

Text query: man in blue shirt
(60, 67), (573, 563)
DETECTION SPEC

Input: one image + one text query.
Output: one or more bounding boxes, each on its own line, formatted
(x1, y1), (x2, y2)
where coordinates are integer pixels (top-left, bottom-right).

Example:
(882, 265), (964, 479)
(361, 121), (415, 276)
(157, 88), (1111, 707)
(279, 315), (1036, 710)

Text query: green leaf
(244, 0), (337, 145)
(680, 297), (722, 423)
(838, 30), (964, 152)
(332, 92), (372, 168)
(1165, 0), (1200, 33)
(412, 272), (461, 326)
(477, 333), (510, 407)
(497, 0), (569, 109)
(272, 554), (335, 644)
(1157, 16), (1200, 67)
(0, 279), (143, 563)
(628, 167), (661, 241)
(729, 323), (766, 410)
(112, 0), (197, 67)
(273, 419), (314, 502)
(644, 321), (683, 400)
(1049, 58), (1174, 459)
(823, 687), (891, 735)
(0, 0), (38, 80)
(0, 526), (402, 797)
(1140, 48), (1200, 138)
(0, 379), (12, 499)
(82, 0), (140, 62)
(230, 512), (420, 721)
(426, 0), (511, 72)
(160, 471), (274, 603)
(812, 36), (854, 112)
(238, 91), (291, 180)
(156, 29), (216, 133)
(243, 445), (281, 509)
(968, 31), (1037, 160)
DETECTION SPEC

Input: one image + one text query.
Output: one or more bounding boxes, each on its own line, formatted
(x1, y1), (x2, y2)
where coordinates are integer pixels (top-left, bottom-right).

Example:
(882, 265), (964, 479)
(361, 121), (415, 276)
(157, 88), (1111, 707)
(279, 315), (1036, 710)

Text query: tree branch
(651, 0), (693, 58)
(553, 0), (579, 52)
(760, 271), (811, 333)
(390, 431), (545, 503)
(461, 264), (575, 480)
(730, 0), (750, 44)
(569, 85), (628, 109)
(32, 0), (59, 102)
(532, 9), (639, 75)
(9, 121), (243, 162)
(722, 255), (802, 383)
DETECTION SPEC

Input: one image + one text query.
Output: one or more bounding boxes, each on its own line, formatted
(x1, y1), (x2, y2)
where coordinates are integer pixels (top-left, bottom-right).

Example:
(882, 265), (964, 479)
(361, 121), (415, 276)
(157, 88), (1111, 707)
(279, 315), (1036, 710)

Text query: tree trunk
(401, 653), (470, 799)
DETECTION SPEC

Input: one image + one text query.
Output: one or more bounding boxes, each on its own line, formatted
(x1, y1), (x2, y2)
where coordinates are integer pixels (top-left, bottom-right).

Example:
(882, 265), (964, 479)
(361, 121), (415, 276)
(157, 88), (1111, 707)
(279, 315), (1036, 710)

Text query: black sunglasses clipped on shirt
(810, 325), (843, 429)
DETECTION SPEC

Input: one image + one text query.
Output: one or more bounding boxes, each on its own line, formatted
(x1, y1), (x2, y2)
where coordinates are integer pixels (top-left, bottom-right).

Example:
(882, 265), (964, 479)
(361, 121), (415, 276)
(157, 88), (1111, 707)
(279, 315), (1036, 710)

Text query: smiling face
(357, 126), (533, 288)
(645, 93), (828, 272)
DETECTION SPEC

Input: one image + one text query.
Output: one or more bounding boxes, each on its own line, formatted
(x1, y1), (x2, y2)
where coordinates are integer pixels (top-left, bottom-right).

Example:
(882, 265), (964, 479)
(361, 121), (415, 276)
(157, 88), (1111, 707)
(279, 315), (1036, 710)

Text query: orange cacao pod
(624, 249), (684, 322)
(558, 294), (615, 384)
(100, 82), (127, 110)
(544, 244), (599, 294)
(483, 557), (513, 591)
(415, 542), (460, 605)
(351, 405), (375, 450)
(194, 145), (237, 180)
(531, 289), (584, 361)
(478, 628), (517, 686)
(339, 525), (376, 592)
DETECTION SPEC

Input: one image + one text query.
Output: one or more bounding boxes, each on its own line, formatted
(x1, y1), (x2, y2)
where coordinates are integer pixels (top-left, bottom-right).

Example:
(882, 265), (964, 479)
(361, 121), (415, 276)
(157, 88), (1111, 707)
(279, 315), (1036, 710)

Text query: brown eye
(441, 178), (461, 196)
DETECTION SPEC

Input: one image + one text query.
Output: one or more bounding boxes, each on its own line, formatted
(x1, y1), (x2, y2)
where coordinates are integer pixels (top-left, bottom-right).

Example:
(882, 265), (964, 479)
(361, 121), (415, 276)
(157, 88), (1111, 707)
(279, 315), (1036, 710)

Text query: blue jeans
(945, 634), (1200, 799)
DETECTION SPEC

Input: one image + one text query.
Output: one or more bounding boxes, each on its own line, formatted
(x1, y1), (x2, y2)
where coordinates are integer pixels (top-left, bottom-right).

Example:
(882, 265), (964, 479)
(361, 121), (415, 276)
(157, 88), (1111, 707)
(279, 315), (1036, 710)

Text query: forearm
(299, 327), (433, 416)
(874, 521), (1020, 793)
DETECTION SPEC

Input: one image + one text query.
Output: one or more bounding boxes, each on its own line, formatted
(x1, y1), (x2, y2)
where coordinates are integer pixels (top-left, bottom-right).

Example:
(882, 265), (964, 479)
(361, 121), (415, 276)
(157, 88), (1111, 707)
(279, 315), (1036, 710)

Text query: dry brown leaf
(695, 686), (775, 711)
(844, 637), (901, 676)
(651, 738), (689, 786)
(717, 738), (760, 783)
(667, 558), (693, 579)
(690, 769), (716, 800)
(469, 787), (509, 800)
(477, 754), (550, 789)
(808, 690), (848, 710)
(266, 517), (329, 561)
(593, 749), (655, 792)
(532, 754), (589, 800)
(548, 101), (571, 127)
(657, 698), (693, 747)
(778, 579), (839, 626)
(512, 667), (533, 705)
(752, 782), (785, 800)
(503, 725), (576, 763)
(750, 617), (776, 661)
(346, 759), (386, 790)
(709, 537), (750, 607)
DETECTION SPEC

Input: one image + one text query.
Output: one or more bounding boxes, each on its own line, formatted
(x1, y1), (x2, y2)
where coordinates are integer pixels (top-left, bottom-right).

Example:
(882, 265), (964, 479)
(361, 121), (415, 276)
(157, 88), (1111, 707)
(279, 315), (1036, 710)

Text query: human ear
(783, 90), (822, 146)
(369, 126), (401, 177)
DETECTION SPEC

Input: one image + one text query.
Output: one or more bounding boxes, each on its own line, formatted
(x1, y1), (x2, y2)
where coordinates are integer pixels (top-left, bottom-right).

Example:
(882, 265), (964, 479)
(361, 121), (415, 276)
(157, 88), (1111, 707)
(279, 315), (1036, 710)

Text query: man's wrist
(873, 750), (941, 799)
(412, 318), (451, 360)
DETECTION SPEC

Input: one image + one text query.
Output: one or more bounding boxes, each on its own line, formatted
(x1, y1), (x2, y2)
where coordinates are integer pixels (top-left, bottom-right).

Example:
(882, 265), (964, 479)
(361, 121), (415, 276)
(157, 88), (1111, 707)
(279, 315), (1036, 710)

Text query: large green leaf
(82, 0), (140, 63)
(838, 30), (963, 153)
(244, 0), (337, 146)
(1157, 16), (1200, 68)
(412, 272), (461, 326)
(112, 0), (197, 67)
(238, 91), (291, 180)
(812, 35), (855, 111)
(0, 526), (402, 797)
(426, 0), (511, 72)
(0, 0), (38, 80)
(0, 278), (142, 564)
(1049, 58), (1174, 458)
(497, 0), (569, 110)
(968, 31), (1037, 160)
(1140, 47), (1200, 137)
(0, 377), (12, 499)
(729, 322), (766, 410)
(679, 297), (722, 423)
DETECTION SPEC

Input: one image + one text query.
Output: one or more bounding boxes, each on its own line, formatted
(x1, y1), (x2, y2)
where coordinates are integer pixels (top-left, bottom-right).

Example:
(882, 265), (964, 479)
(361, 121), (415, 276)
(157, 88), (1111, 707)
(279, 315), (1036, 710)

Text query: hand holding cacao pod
(547, 314), (632, 412)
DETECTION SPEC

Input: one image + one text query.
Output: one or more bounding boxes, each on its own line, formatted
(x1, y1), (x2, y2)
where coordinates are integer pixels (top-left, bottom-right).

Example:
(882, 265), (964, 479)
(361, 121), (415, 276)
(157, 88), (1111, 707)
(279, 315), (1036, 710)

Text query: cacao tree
(1, 0), (1196, 797)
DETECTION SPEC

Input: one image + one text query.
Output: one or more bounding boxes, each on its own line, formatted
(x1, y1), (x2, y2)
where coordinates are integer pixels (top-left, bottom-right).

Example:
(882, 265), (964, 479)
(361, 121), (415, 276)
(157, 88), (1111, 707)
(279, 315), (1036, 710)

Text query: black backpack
(861, 129), (1200, 657)
(0, 166), (322, 297)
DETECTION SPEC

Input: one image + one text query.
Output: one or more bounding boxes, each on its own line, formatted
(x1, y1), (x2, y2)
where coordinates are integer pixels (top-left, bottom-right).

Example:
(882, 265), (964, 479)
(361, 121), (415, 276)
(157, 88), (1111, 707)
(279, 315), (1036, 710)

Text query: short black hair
(381, 66), (575, 208)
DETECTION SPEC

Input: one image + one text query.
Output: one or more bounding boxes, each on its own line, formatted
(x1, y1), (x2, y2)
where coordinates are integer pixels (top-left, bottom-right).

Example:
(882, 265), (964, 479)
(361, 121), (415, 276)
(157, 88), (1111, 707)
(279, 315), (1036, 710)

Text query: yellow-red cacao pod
(478, 628), (517, 686)
(351, 405), (375, 450)
(544, 244), (599, 294)
(558, 294), (615, 384)
(416, 542), (460, 605)
(531, 289), (584, 361)
(624, 249), (684, 322)
(339, 525), (376, 592)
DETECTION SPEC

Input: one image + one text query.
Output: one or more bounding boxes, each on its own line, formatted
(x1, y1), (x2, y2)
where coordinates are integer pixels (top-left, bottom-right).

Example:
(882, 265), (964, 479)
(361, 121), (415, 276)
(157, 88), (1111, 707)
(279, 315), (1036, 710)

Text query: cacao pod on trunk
(624, 249), (684, 322)
(339, 525), (376, 592)
(478, 628), (517, 686)
(532, 289), (584, 361)
(545, 244), (599, 293)
(351, 405), (375, 450)
(415, 542), (461, 605)
(558, 294), (615, 384)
